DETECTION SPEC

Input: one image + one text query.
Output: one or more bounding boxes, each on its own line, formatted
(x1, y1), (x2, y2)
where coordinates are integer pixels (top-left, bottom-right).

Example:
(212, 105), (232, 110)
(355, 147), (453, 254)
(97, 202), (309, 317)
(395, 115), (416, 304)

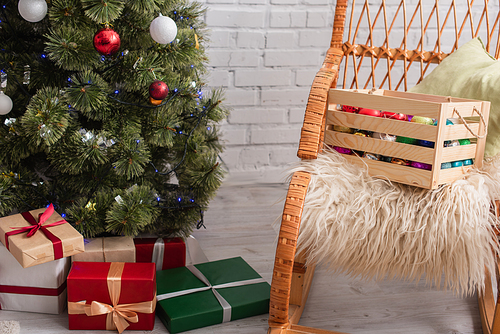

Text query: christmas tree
(0, 0), (228, 238)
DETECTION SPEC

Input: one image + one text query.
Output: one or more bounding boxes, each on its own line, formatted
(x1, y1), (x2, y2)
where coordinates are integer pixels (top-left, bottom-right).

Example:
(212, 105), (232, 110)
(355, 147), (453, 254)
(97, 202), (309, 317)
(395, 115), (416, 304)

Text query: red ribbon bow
(4, 204), (66, 259)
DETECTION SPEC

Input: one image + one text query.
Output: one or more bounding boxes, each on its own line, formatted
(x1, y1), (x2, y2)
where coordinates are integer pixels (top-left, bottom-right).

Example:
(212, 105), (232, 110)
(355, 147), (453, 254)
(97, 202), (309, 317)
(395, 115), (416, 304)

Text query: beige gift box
(72, 236), (136, 262)
(0, 206), (84, 268)
(0, 242), (70, 314)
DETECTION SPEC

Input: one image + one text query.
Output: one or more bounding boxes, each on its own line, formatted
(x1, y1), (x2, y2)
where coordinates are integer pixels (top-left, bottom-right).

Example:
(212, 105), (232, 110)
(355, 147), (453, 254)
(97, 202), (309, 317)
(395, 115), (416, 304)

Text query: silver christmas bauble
(18, 0), (47, 23)
(0, 92), (13, 115)
(150, 14), (178, 44)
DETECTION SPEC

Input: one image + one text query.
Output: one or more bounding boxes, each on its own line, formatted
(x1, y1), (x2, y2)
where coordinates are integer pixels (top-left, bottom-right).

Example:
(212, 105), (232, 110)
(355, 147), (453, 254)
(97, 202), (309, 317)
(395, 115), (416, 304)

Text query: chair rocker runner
(267, 0), (500, 333)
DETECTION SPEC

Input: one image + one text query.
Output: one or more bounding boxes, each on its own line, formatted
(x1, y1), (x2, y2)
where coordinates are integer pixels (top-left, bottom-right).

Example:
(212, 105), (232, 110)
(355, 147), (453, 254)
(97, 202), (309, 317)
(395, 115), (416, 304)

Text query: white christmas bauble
(150, 14), (178, 44)
(0, 92), (13, 115)
(18, 0), (47, 23)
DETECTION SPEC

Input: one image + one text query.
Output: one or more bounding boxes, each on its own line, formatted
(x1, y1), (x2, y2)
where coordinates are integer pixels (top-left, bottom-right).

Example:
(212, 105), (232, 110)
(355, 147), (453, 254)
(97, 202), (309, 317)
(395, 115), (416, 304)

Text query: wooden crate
(325, 89), (490, 189)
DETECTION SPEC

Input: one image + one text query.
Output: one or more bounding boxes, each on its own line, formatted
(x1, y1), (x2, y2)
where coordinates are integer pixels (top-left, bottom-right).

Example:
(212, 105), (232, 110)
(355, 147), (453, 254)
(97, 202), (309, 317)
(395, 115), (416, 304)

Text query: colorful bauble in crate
(363, 153), (379, 161)
(372, 132), (396, 141)
(391, 158), (410, 166)
(411, 116), (434, 125)
(379, 156), (392, 163)
(434, 119), (455, 126)
(463, 159), (473, 166)
(441, 162), (452, 169)
(149, 80), (169, 100)
(410, 161), (432, 170)
(451, 161), (464, 167)
(333, 146), (351, 154)
(358, 108), (381, 117)
(444, 140), (460, 147)
(396, 136), (418, 145)
(333, 125), (354, 133)
(417, 140), (435, 148)
(381, 111), (406, 120)
(459, 139), (471, 145)
(341, 105), (358, 113)
(94, 27), (121, 56)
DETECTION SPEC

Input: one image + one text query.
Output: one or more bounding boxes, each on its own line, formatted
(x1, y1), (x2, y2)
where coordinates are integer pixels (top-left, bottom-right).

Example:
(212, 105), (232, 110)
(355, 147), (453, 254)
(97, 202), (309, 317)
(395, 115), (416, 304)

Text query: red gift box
(134, 237), (186, 270)
(67, 261), (156, 333)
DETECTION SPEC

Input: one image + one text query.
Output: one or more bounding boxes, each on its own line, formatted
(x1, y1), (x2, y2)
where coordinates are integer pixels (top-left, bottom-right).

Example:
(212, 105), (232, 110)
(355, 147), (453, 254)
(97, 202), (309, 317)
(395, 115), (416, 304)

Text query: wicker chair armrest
(297, 47), (344, 160)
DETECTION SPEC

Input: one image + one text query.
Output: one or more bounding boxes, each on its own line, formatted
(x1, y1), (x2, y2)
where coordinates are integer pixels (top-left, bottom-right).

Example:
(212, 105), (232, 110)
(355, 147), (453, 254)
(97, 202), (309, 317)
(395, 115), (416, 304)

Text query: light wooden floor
(0, 176), (484, 334)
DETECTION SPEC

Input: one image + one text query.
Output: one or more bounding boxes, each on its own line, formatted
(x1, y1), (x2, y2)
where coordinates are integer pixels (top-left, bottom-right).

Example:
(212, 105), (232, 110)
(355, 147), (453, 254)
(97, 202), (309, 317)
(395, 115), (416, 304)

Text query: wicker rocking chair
(267, 0), (500, 333)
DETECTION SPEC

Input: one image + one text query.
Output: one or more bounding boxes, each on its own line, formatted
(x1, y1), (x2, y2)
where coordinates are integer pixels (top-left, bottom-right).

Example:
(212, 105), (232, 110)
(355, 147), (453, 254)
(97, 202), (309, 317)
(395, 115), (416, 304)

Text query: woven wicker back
(335, 0), (500, 91)
(297, 0), (500, 160)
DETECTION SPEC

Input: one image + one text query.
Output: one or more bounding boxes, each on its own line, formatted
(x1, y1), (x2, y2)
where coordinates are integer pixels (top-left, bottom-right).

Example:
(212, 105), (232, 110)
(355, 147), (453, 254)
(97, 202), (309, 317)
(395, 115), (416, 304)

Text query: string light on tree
(18, 0), (47, 22)
(93, 26), (121, 56)
(0, 92), (13, 115)
(149, 14), (178, 44)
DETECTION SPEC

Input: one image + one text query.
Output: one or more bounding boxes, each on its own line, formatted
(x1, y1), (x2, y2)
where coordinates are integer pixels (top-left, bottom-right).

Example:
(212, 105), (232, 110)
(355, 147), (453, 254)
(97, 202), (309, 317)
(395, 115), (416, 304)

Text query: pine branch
(44, 28), (100, 71)
(81, 0), (125, 24)
(65, 70), (111, 120)
(105, 184), (160, 235)
(20, 87), (71, 147)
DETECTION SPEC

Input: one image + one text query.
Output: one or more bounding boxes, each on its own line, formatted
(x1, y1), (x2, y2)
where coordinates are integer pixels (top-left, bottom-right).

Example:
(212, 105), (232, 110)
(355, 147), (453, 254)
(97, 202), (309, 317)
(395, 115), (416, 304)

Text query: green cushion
(408, 37), (500, 157)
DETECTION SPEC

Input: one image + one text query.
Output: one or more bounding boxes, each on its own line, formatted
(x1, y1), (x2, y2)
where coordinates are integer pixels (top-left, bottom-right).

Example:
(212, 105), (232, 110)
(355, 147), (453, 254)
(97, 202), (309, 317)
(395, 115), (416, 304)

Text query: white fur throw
(292, 149), (500, 296)
(0, 321), (20, 334)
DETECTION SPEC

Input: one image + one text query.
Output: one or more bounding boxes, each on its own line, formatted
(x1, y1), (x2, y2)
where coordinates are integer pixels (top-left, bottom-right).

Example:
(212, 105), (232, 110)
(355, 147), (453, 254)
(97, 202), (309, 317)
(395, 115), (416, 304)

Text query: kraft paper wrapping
(72, 236), (136, 263)
(0, 207), (84, 268)
(0, 242), (70, 314)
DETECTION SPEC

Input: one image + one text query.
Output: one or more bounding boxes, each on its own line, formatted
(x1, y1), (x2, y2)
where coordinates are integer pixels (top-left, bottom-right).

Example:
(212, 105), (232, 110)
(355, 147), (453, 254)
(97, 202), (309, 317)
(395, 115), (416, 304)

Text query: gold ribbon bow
(68, 262), (156, 333)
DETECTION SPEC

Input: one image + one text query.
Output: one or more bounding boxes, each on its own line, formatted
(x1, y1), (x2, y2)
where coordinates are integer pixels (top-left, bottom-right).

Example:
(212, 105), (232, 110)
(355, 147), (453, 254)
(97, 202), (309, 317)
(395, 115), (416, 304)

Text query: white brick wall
(200, 0), (500, 184)
(201, 0), (335, 182)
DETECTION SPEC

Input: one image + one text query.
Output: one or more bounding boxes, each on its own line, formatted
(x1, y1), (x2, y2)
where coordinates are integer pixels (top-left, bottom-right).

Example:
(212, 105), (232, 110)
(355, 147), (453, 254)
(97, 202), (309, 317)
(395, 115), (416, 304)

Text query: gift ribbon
(151, 238), (164, 271)
(67, 262), (156, 334)
(4, 204), (66, 259)
(156, 264), (266, 323)
(151, 235), (208, 271)
(185, 235), (208, 265)
(0, 281), (66, 296)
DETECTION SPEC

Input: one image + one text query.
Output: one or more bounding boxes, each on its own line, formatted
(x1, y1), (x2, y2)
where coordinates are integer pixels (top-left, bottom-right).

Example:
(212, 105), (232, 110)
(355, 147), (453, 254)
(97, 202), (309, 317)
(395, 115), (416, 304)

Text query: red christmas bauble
(149, 80), (169, 100)
(93, 27), (121, 56)
(342, 105), (358, 113)
(358, 108), (381, 117)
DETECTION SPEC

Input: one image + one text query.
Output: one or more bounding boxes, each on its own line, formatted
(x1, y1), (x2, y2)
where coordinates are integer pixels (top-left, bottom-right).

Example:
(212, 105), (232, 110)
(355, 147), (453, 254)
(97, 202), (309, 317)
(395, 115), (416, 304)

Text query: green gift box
(156, 256), (271, 333)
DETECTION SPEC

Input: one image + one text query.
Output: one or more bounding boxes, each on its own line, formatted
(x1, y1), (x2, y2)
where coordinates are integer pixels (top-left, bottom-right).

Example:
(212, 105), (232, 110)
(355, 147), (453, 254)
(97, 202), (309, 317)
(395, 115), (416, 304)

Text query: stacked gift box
(0, 204), (271, 333)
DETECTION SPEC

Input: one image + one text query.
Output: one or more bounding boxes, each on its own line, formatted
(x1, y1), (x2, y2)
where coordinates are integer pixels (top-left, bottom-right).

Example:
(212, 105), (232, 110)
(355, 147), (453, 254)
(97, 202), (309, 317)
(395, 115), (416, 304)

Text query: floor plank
(0, 179), (485, 334)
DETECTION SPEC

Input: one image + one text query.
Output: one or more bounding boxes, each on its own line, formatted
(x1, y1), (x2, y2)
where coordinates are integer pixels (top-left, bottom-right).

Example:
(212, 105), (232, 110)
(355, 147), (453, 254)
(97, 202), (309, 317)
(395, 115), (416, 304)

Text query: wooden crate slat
(327, 110), (437, 141)
(438, 167), (474, 185)
(440, 145), (477, 162)
(342, 155), (432, 188)
(442, 123), (481, 141)
(443, 103), (487, 119)
(324, 131), (436, 164)
(383, 90), (482, 104)
(329, 90), (442, 117)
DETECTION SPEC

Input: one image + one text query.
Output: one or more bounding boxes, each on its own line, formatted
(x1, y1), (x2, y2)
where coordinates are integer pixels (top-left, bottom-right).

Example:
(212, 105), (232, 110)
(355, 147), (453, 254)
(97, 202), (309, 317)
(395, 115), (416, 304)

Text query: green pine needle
(45, 28), (100, 71)
(82, 0), (125, 24)
(20, 87), (71, 147)
(105, 185), (160, 235)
